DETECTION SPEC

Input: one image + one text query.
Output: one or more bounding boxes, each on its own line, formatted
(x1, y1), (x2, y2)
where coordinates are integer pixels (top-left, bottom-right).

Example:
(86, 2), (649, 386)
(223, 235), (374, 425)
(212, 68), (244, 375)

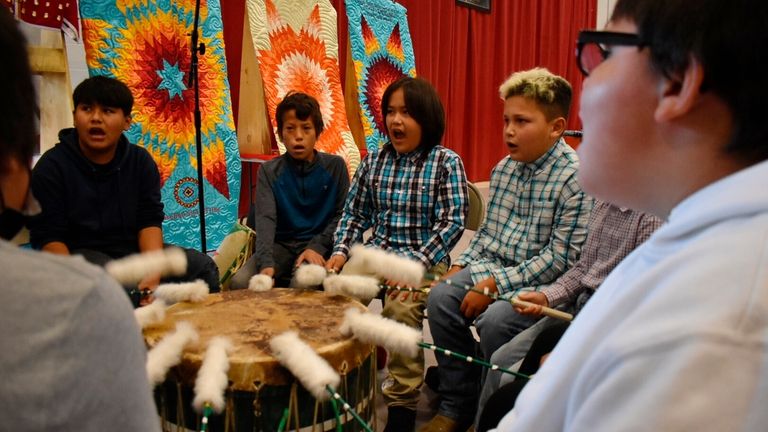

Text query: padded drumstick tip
(154, 279), (209, 303)
(323, 274), (382, 302)
(339, 308), (421, 357)
(293, 264), (328, 288)
(146, 321), (199, 385)
(134, 299), (166, 328)
(349, 245), (424, 286)
(193, 337), (233, 413)
(248, 274), (273, 292)
(269, 331), (340, 401)
(106, 247), (187, 284)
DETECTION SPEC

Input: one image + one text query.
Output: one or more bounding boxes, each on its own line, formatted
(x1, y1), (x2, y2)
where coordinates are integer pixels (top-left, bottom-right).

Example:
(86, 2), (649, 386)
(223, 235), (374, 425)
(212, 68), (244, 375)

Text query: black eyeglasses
(576, 30), (646, 76)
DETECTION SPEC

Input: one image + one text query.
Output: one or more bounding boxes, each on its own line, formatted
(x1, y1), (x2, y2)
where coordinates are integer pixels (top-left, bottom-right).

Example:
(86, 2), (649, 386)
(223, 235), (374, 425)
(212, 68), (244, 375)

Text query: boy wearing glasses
(423, 68), (592, 432)
(496, 0), (768, 430)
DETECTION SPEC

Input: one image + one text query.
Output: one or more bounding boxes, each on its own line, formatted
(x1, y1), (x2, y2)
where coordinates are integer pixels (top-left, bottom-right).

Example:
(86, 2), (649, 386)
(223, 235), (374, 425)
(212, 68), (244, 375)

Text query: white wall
(596, 0), (618, 28)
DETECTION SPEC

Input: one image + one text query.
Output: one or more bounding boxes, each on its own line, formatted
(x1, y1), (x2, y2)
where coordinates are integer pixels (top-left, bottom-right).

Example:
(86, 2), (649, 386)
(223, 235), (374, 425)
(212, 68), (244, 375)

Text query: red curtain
(223, 0), (597, 181)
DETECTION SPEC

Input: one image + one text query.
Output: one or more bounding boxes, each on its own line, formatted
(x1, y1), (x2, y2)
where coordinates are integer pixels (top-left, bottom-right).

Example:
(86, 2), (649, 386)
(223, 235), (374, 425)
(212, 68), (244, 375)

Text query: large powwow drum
(143, 288), (375, 431)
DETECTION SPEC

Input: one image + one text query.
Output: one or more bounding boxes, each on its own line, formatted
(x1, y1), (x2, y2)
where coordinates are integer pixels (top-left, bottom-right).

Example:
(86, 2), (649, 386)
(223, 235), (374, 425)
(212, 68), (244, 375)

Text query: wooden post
(343, 38), (366, 152)
(29, 30), (73, 154)
(236, 13), (273, 156)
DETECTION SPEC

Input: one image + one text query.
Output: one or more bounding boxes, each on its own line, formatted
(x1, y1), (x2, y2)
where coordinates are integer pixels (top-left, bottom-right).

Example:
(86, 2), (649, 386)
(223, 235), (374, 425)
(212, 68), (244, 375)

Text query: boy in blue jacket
(231, 92), (349, 288)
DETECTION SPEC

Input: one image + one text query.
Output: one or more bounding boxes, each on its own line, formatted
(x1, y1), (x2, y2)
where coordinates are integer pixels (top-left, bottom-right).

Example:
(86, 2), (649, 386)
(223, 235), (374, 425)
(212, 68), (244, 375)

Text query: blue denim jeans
(426, 268), (539, 422)
(475, 316), (558, 426)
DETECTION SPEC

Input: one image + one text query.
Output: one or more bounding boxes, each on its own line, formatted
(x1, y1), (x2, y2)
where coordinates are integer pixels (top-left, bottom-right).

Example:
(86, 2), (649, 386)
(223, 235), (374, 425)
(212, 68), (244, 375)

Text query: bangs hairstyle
(276, 92), (324, 138)
(612, 0), (768, 164)
(0, 8), (37, 167)
(381, 77), (445, 151)
(498, 67), (572, 121)
(73, 76), (134, 117)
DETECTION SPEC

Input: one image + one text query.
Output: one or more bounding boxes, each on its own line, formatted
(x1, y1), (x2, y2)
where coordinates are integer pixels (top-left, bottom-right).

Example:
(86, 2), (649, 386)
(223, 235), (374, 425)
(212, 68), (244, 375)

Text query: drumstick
(348, 245), (425, 286)
(193, 336), (233, 428)
(341, 308), (530, 380)
(134, 299), (166, 328)
(154, 279), (209, 303)
(105, 247), (187, 284)
(339, 308), (422, 357)
(201, 403), (214, 432)
(295, 264), (383, 301)
(424, 274), (574, 322)
(293, 263), (328, 288)
(269, 331), (340, 401)
(269, 332), (373, 432)
(325, 386), (373, 432)
(323, 274), (382, 302)
(508, 297), (573, 321)
(146, 321), (198, 385)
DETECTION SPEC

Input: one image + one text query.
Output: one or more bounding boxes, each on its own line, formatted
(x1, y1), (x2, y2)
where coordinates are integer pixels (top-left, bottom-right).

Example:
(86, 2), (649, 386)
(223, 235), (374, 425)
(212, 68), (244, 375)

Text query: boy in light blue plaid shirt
(326, 77), (469, 432)
(423, 68), (593, 432)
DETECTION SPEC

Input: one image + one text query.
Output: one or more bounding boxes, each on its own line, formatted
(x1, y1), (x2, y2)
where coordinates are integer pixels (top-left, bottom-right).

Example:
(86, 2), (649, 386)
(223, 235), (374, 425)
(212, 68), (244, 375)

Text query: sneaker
(384, 406), (416, 432)
(381, 374), (395, 392)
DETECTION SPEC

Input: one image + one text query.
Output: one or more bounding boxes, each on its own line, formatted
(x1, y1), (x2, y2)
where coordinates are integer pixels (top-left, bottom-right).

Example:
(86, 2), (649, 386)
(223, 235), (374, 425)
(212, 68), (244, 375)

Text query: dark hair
(381, 77), (446, 151)
(612, 0), (768, 163)
(275, 92), (324, 139)
(72, 75), (134, 116)
(0, 8), (37, 168)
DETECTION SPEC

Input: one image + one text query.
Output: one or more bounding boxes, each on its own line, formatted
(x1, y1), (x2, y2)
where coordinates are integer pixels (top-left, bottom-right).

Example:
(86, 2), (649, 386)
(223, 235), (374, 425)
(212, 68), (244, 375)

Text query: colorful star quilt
(346, 0), (416, 153)
(246, 0), (360, 174)
(80, 0), (241, 251)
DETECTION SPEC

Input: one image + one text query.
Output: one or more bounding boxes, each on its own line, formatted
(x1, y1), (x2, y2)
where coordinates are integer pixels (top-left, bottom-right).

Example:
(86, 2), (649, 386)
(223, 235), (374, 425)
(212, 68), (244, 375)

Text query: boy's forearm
(137, 226), (163, 252)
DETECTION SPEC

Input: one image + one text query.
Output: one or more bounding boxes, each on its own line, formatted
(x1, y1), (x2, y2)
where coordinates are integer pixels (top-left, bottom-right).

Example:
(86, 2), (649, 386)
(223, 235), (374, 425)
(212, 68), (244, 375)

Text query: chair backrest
(466, 181), (486, 231)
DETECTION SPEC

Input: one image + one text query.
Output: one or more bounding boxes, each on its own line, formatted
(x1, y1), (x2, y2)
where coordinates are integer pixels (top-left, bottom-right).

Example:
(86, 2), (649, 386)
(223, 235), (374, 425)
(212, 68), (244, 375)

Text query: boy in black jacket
(29, 76), (219, 304)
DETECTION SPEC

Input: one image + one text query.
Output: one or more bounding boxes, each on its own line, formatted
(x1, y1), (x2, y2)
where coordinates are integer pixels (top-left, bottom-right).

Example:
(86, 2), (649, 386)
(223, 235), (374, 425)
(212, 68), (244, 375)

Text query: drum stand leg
(370, 346), (378, 430)
(224, 389), (235, 432)
(176, 382), (185, 432)
(339, 362), (350, 428)
(287, 382), (301, 431)
(249, 381), (263, 432)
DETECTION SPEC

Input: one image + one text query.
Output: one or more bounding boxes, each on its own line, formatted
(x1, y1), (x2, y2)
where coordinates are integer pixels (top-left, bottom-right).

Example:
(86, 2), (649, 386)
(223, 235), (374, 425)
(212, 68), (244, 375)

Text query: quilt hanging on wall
(345, 0), (416, 154)
(80, 0), (241, 252)
(246, 0), (360, 175)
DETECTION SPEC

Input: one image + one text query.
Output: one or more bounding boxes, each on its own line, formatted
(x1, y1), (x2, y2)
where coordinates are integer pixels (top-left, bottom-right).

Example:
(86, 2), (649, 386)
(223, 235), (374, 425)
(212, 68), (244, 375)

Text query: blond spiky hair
(498, 67), (572, 120)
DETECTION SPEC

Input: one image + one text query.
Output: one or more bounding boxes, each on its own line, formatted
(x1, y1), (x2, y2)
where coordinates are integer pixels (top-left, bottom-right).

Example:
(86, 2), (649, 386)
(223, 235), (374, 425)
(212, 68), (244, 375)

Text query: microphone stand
(188, 0), (207, 252)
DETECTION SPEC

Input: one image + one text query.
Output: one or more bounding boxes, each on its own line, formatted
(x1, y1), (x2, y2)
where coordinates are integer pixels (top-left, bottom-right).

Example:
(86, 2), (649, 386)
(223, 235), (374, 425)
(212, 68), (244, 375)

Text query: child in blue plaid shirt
(423, 68), (593, 432)
(326, 77), (469, 432)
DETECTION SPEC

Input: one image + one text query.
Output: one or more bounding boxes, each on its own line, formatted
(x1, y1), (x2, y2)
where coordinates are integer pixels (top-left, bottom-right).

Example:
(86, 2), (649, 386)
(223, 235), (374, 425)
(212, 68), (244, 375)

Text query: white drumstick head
(154, 280), (209, 304)
(339, 308), (421, 357)
(293, 264), (328, 288)
(350, 246), (425, 286)
(323, 274), (382, 302)
(248, 274), (273, 292)
(146, 321), (199, 385)
(106, 247), (187, 284)
(193, 337), (233, 413)
(269, 331), (340, 400)
(134, 299), (167, 328)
